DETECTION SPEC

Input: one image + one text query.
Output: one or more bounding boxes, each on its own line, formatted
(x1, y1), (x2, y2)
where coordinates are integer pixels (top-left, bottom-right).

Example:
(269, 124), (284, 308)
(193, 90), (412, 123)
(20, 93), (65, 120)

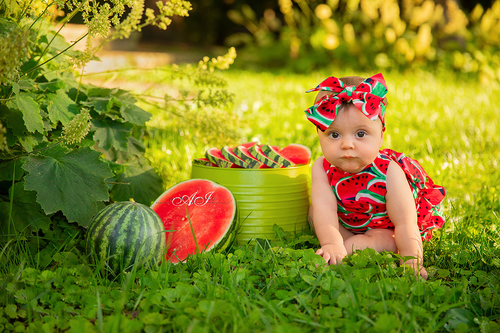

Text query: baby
(305, 73), (446, 279)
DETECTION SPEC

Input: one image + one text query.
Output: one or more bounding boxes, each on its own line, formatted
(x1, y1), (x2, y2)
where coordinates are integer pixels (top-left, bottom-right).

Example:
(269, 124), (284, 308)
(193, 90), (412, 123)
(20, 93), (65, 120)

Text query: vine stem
(25, 33), (88, 75)
(7, 160), (16, 244)
(27, 1), (54, 30)
(19, 0), (37, 23)
(104, 181), (131, 185)
(32, 3), (84, 69)
(2, 141), (62, 161)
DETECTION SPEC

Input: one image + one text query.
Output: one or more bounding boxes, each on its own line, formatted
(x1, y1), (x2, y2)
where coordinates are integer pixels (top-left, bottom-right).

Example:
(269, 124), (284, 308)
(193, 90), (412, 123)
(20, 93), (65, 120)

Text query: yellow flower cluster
(0, 22), (32, 85)
(198, 47), (237, 72)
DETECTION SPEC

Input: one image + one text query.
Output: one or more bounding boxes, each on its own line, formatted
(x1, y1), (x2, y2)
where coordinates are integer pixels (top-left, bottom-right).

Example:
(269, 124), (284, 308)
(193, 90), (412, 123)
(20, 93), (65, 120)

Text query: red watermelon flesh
(240, 142), (258, 149)
(151, 179), (237, 263)
(279, 144), (311, 165)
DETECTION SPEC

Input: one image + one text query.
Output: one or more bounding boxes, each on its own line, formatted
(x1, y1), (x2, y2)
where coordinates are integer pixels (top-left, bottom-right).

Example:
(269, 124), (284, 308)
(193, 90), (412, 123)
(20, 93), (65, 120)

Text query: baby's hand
(316, 244), (347, 265)
(404, 258), (428, 280)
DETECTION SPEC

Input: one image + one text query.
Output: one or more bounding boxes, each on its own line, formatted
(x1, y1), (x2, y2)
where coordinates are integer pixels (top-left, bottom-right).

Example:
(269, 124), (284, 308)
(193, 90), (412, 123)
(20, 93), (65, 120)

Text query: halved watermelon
(279, 144), (311, 165)
(151, 179), (237, 263)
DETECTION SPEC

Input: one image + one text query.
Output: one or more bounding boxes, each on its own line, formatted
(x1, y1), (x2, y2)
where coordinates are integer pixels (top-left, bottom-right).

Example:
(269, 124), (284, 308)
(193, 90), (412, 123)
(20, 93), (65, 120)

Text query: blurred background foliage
(144, 0), (500, 83)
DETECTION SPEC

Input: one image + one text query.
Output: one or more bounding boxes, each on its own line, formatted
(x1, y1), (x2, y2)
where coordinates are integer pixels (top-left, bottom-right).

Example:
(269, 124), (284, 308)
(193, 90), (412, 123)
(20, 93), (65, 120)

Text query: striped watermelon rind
(248, 144), (282, 168)
(205, 148), (234, 168)
(233, 145), (265, 169)
(86, 201), (166, 275)
(221, 146), (249, 168)
(260, 144), (296, 167)
(193, 158), (216, 167)
(195, 143), (311, 168)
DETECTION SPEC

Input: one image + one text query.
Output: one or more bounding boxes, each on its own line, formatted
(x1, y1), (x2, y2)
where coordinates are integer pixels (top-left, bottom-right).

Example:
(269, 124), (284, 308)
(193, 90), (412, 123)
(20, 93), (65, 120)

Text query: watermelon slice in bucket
(151, 179), (237, 263)
(206, 148), (239, 168)
(279, 144), (311, 165)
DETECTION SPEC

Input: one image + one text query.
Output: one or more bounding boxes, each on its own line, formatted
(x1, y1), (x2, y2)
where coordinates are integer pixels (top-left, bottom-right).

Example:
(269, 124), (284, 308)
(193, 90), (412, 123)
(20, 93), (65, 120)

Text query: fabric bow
(304, 73), (388, 131)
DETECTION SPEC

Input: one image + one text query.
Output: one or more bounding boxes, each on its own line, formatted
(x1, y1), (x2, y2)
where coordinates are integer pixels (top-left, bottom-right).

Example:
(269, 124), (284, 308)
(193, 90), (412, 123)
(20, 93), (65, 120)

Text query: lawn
(1, 67), (499, 332)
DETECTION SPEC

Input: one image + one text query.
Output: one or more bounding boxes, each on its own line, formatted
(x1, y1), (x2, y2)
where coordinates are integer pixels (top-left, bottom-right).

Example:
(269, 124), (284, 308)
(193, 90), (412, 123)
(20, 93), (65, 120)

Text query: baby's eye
(356, 131), (367, 138)
(329, 131), (340, 139)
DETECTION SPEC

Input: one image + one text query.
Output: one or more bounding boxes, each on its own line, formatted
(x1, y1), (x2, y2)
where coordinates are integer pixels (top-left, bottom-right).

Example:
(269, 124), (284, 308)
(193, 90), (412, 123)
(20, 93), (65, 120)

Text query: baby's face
(318, 104), (383, 173)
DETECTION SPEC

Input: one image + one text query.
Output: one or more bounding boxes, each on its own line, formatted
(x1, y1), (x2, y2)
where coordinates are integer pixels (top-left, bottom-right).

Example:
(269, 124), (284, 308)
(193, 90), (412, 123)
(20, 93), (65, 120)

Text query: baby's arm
(386, 161), (428, 279)
(310, 156), (347, 265)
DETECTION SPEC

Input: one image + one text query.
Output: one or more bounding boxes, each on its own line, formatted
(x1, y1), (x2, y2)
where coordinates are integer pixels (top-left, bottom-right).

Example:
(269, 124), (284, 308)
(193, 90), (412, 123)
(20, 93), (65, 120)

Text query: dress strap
(322, 156), (331, 173)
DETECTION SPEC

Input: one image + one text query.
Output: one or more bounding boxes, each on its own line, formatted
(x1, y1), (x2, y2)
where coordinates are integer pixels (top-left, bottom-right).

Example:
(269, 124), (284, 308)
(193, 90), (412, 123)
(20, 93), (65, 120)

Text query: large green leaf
(120, 104), (151, 126)
(22, 145), (113, 226)
(101, 136), (146, 162)
(2, 105), (26, 136)
(17, 133), (44, 152)
(46, 90), (77, 126)
(0, 181), (52, 235)
(38, 79), (65, 92)
(111, 160), (163, 205)
(84, 87), (119, 114)
(92, 119), (132, 151)
(83, 96), (114, 114)
(7, 92), (44, 133)
(2, 105), (45, 152)
(0, 159), (24, 181)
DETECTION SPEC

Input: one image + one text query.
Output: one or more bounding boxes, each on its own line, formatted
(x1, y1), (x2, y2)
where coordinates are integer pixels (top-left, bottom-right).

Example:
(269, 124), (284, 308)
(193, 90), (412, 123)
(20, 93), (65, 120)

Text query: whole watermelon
(86, 201), (166, 275)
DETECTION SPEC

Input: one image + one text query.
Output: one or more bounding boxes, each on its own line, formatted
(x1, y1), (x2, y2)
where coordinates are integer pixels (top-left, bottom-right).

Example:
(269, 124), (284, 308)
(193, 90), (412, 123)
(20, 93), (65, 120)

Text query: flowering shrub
(228, 0), (500, 82)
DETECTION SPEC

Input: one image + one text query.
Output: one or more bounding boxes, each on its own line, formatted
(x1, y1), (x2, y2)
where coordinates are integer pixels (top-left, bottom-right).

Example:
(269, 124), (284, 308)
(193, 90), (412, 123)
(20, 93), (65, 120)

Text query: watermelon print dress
(323, 149), (446, 240)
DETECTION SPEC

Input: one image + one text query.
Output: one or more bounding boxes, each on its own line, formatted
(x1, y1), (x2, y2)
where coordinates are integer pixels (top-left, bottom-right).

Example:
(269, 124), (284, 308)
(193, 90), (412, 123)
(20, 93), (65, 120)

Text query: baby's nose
(341, 137), (354, 149)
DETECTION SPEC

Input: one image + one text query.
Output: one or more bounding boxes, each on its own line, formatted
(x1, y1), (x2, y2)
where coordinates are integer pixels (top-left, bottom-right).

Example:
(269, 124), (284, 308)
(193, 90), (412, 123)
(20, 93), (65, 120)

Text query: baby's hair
(314, 75), (388, 106)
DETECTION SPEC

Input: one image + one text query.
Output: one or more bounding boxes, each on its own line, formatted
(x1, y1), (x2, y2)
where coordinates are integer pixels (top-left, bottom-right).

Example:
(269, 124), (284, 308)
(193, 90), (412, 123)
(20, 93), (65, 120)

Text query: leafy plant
(0, 1), (192, 255)
(82, 47), (242, 186)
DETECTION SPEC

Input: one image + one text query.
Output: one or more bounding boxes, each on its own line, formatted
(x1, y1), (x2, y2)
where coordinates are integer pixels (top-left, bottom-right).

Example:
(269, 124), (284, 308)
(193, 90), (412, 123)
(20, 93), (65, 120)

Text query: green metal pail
(191, 164), (310, 244)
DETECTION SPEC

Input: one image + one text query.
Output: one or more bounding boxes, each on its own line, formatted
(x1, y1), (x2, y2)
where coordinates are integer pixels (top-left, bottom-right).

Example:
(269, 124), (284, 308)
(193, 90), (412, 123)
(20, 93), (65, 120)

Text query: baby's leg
(343, 229), (397, 255)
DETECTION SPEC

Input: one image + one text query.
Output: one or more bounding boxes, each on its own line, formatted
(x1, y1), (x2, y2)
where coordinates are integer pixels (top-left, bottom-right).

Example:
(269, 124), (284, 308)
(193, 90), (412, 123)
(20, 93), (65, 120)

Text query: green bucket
(191, 164), (310, 244)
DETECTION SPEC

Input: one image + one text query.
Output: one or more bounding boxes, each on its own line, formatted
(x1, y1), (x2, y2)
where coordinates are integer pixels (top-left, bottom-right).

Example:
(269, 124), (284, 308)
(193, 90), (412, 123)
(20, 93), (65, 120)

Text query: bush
(0, 0), (238, 269)
(227, 0), (500, 81)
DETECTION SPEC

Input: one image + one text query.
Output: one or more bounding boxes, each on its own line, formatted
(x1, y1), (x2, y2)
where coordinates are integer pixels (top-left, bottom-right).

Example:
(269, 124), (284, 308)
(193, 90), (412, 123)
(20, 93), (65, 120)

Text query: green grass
(1, 68), (499, 332)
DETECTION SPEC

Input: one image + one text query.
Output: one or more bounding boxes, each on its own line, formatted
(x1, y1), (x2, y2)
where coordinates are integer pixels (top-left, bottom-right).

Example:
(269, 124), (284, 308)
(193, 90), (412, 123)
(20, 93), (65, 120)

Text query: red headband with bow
(304, 73), (388, 131)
